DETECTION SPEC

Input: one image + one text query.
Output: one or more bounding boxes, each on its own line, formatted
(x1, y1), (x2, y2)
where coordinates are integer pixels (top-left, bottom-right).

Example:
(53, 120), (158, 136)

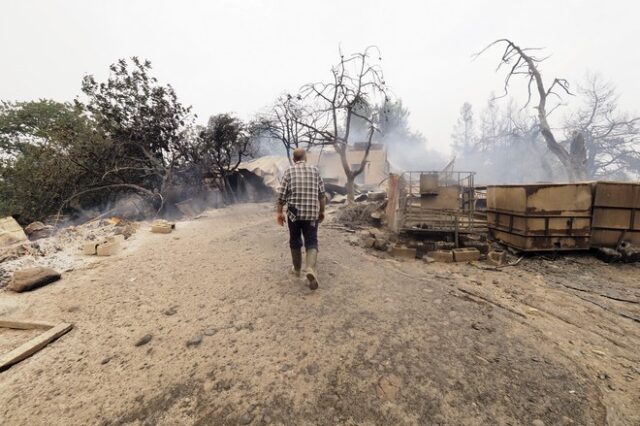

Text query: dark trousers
(288, 218), (318, 250)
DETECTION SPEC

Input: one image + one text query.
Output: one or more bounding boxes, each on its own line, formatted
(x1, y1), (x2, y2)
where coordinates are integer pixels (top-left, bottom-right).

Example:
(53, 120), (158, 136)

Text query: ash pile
(0, 214), (138, 290)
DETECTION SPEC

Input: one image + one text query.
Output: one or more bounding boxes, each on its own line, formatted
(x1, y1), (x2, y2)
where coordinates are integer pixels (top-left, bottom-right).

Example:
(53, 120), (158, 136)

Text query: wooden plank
(0, 320), (56, 330)
(0, 323), (72, 372)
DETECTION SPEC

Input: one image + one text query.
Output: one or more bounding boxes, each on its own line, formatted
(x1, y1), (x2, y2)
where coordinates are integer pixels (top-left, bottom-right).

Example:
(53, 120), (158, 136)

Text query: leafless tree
(477, 39), (587, 181)
(565, 74), (640, 179)
(257, 94), (322, 164)
(297, 46), (389, 202)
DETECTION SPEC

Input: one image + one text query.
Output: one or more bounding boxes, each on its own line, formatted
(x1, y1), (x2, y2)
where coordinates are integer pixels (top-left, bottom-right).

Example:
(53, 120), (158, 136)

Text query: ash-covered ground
(0, 203), (638, 425)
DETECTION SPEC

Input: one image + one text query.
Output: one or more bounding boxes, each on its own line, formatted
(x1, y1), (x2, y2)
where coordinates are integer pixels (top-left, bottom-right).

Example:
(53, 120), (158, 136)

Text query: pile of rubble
(0, 215), (139, 290)
(343, 224), (525, 267)
(334, 202), (386, 228)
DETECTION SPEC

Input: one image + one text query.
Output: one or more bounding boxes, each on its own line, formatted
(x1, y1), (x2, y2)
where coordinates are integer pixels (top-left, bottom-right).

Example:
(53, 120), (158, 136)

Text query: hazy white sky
(1, 0), (639, 153)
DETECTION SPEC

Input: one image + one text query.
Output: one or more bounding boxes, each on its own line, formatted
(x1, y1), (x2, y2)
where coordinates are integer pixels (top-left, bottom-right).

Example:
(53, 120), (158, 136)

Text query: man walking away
(276, 148), (326, 290)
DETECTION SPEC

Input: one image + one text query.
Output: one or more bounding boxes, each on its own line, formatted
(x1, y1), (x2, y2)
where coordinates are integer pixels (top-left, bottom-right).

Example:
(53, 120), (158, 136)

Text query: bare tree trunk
(480, 39), (589, 181)
(346, 175), (356, 203)
(570, 132), (588, 180)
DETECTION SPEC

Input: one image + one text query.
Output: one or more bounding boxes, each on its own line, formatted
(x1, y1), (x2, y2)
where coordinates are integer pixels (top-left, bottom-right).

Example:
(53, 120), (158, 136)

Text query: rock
(163, 306), (177, 316)
(596, 247), (622, 263)
(234, 322), (254, 332)
(101, 357), (111, 365)
(186, 334), (203, 347)
(347, 236), (360, 246)
(135, 334), (153, 346)
(24, 221), (55, 240)
(373, 239), (389, 251)
(203, 328), (217, 336)
(0, 216), (28, 247)
(362, 238), (376, 249)
(215, 380), (232, 391)
(532, 420), (545, 426)
(239, 412), (254, 425)
(618, 241), (640, 263)
(368, 228), (384, 239)
(306, 362), (320, 375)
(8, 267), (61, 292)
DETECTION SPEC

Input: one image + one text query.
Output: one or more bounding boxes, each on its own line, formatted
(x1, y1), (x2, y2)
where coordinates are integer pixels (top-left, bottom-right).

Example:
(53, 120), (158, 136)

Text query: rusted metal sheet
(419, 173), (439, 194)
(591, 181), (640, 247)
(487, 183), (594, 251)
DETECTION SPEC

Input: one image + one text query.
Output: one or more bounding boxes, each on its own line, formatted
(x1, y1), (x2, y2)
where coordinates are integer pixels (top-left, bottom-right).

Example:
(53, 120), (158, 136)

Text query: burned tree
(451, 102), (476, 155)
(298, 47), (389, 202)
(77, 57), (193, 211)
(565, 74), (640, 179)
(198, 114), (253, 201)
(257, 94), (321, 164)
(478, 39), (587, 181)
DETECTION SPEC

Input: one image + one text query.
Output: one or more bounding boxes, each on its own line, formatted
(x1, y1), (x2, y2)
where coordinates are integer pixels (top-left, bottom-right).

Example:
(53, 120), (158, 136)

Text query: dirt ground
(0, 202), (638, 425)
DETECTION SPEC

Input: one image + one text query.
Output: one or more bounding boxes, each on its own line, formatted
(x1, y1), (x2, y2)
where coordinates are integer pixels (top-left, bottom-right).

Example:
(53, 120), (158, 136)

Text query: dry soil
(0, 203), (638, 425)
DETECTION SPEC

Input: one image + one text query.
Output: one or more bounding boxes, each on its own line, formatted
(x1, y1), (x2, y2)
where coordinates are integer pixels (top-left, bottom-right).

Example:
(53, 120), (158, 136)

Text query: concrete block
(452, 247), (481, 262)
(390, 245), (417, 259)
(487, 250), (507, 265)
(83, 242), (99, 255)
(427, 250), (453, 263)
(151, 225), (173, 234)
(8, 267), (61, 292)
(107, 234), (126, 244)
(96, 241), (120, 256)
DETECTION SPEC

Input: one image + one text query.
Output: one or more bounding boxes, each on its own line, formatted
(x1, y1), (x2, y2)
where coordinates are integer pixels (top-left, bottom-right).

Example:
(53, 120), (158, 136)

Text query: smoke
(385, 137), (448, 172)
(450, 98), (571, 185)
(454, 136), (565, 185)
(373, 99), (448, 172)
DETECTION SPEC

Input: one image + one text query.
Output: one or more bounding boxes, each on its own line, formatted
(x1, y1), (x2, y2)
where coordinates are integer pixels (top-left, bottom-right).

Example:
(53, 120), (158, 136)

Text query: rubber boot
(290, 248), (302, 277)
(305, 248), (319, 290)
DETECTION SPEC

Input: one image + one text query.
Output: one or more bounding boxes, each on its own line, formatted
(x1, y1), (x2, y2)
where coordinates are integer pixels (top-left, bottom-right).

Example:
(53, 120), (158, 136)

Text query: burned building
(306, 143), (390, 190)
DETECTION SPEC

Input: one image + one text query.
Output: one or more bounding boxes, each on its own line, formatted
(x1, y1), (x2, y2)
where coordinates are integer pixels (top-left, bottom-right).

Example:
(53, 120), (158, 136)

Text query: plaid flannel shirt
(277, 161), (325, 222)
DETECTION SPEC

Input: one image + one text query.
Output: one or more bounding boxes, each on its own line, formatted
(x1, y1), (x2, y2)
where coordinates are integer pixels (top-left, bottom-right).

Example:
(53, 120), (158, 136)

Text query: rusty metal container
(591, 181), (640, 247)
(486, 183), (593, 251)
(419, 173), (439, 194)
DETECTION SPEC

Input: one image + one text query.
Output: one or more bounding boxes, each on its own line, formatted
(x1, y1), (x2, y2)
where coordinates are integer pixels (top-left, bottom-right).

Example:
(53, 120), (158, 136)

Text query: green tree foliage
(0, 57), (254, 222)
(0, 100), (110, 222)
(198, 114), (253, 200)
(79, 57), (193, 197)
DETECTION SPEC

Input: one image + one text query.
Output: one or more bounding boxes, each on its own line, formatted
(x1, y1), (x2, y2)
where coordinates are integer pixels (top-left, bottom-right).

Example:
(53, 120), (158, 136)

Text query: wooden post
(386, 174), (400, 232)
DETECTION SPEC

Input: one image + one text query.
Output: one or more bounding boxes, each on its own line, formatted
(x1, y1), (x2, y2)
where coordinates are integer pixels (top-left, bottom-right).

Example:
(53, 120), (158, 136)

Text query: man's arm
(276, 171), (289, 226)
(318, 195), (326, 223)
(318, 174), (326, 223)
(276, 201), (286, 226)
